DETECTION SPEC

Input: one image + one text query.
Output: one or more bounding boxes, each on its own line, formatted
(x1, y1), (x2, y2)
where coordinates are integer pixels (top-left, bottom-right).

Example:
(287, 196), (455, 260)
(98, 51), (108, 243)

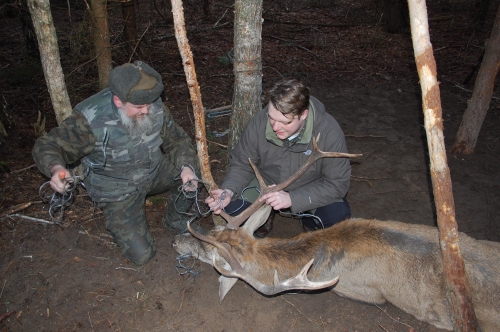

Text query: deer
(172, 134), (500, 331)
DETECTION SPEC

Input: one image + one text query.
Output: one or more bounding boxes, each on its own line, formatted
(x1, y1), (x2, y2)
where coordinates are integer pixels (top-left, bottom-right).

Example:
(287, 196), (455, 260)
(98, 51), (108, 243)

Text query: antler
(220, 133), (362, 229)
(186, 220), (339, 295)
(213, 257), (339, 295)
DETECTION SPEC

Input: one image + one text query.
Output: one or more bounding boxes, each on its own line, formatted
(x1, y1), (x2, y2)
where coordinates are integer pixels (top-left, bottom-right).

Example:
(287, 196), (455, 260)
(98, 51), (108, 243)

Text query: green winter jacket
(222, 96), (351, 213)
(32, 89), (198, 202)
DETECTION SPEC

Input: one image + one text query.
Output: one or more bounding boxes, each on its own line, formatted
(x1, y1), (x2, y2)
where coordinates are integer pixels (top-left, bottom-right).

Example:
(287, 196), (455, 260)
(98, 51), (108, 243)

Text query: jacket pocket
(111, 149), (130, 162)
(85, 173), (137, 202)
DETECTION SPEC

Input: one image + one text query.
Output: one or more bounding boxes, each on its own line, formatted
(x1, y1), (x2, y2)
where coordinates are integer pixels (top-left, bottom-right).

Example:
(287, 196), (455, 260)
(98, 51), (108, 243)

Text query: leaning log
(407, 0), (482, 330)
(171, 0), (225, 226)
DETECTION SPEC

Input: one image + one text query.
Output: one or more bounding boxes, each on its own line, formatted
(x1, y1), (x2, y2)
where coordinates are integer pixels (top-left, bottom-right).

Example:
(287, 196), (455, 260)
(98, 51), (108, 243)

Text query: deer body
(173, 136), (498, 330)
(173, 214), (500, 331)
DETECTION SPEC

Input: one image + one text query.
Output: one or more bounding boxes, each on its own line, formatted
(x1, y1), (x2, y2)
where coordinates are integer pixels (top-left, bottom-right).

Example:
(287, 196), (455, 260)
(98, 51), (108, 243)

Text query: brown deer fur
(173, 212), (500, 331)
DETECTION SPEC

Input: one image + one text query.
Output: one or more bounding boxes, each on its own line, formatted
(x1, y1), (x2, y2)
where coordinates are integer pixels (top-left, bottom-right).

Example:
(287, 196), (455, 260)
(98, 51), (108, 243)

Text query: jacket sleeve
(288, 127), (351, 213)
(160, 104), (200, 175)
(221, 115), (262, 198)
(32, 112), (96, 178)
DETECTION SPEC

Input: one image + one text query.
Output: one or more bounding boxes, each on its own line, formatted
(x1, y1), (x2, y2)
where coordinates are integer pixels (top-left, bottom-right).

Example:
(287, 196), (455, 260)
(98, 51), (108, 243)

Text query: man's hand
(205, 189), (232, 214)
(180, 166), (198, 191)
(259, 190), (292, 210)
(50, 165), (72, 194)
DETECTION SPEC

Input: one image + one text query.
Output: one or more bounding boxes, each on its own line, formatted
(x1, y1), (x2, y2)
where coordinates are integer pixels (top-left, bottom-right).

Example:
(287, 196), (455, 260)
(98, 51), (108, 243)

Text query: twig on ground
(280, 295), (320, 326)
(207, 140), (227, 149)
(455, 84), (500, 100)
(345, 134), (387, 139)
(81, 210), (104, 222)
(263, 65), (284, 78)
(378, 324), (389, 332)
(115, 267), (139, 272)
(362, 143), (396, 161)
(213, 8), (229, 27)
(0, 311), (17, 324)
(7, 214), (54, 224)
(0, 261), (14, 280)
(374, 303), (414, 330)
(11, 164), (37, 173)
(0, 279), (6, 298)
(0, 202), (37, 218)
(205, 104), (232, 114)
(351, 177), (373, 187)
(88, 311), (93, 330)
(175, 288), (187, 316)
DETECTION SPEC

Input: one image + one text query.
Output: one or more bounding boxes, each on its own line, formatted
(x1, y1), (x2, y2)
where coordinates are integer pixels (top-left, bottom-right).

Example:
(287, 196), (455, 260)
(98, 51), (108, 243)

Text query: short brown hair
(267, 79), (310, 117)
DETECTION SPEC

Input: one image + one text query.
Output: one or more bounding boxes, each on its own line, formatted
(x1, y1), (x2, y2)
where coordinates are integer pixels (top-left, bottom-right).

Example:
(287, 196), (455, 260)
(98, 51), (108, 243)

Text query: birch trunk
(171, 0), (224, 226)
(407, 0), (481, 330)
(121, 0), (137, 58)
(228, 0), (263, 151)
(452, 4), (500, 155)
(27, 0), (72, 124)
(90, 0), (112, 90)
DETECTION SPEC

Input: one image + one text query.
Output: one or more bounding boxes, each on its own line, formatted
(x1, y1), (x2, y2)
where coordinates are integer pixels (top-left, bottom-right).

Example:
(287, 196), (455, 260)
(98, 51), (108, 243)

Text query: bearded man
(32, 61), (199, 265)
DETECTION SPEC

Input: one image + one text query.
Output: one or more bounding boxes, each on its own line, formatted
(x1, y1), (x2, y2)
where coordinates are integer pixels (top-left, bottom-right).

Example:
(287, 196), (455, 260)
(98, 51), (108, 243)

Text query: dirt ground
(1, 0), (499, 331)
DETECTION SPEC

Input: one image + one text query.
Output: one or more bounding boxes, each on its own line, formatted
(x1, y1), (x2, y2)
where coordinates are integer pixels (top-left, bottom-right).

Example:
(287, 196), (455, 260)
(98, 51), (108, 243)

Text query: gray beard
(118, 105), (158, 138)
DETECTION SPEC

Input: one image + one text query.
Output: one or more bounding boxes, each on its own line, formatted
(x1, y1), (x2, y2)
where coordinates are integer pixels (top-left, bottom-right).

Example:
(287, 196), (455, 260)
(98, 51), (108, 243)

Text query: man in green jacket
(33, 61), (199, 265)
(206, 79), (351, 237)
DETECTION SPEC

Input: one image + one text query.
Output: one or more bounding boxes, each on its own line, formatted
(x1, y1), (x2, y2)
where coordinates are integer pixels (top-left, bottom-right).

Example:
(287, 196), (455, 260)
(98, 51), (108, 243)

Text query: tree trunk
(452, 4), (500, 155)
(383, 0), (408, 33)
(27, 0), (72, 124)
(228, 0), (263, 152)
(90, 0), (113, 90)
(17, 0), (39, 58)
(171, 0), (225, 227)
(121, 0), (137, 58)
(407, 0), (482, 331)
(203, 0), (211, 20)
(475, 0), (491, 25)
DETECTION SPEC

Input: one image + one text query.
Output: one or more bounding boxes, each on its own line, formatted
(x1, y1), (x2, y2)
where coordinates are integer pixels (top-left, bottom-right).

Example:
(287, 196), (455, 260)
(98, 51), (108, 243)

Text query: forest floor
(0, 0), (499, 331)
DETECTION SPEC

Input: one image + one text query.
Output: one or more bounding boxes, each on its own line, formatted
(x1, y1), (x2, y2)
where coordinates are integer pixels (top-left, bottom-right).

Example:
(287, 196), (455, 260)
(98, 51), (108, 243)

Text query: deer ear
(241, 204), (273, 235)
(219, 275), (238, 302)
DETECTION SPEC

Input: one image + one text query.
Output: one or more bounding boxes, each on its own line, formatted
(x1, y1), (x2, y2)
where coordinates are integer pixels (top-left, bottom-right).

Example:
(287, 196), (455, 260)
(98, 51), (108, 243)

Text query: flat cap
(109, 61), (164, 105)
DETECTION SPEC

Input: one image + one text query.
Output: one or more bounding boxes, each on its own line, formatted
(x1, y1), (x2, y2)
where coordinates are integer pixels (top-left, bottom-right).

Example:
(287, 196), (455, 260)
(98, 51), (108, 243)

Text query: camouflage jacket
(32, 88), (199, 202)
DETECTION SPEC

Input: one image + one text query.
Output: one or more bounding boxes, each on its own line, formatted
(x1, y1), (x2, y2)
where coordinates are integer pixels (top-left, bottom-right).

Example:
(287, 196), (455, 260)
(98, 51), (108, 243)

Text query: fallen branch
(207, 140), (227, 149)
(0, 202), (38, 218)
(7, 214), (54, 224)
(175, 288), (187, 316)
(10, 164), (37, 173)
(264, 16), (356, 28)
(345, 134), (387, 139)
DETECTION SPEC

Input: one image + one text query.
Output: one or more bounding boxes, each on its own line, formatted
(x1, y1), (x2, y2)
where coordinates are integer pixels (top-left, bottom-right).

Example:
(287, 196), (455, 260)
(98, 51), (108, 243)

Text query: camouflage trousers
(98, 154), (188, 266)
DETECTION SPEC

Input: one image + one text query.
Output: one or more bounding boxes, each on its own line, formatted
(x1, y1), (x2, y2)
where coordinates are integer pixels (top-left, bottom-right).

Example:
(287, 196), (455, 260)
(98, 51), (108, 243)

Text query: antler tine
(187, 221), (245, 270)
(213, 257), (340, 295)
(220, 133), (362, 230)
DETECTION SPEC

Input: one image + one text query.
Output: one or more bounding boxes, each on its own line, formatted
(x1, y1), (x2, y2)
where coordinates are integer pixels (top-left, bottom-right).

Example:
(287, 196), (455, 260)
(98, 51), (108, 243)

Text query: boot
(163, 194), (195, 233)
(254, 210), (275, 238)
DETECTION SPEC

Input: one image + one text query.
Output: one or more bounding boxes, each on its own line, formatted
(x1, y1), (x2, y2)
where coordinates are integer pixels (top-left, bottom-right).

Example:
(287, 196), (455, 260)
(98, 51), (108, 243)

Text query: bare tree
(228, 0), (263, 151)
(407, 0), (482, 330)
(452, 4), (500, 155)
(121, 0), (137, 58)
(27, 0), (72, 124)
(90, 0), (113, 89)
(171, 0), (224, 226)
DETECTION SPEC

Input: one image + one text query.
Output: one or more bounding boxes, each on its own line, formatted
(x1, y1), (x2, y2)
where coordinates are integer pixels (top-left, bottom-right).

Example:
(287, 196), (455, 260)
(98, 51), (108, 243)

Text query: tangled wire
(38, 175), (83, 223)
